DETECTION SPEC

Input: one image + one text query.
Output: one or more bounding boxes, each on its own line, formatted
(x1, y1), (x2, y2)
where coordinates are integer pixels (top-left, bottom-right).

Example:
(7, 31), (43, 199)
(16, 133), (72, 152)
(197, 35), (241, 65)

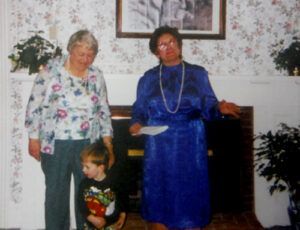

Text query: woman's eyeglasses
(157, 40), (177, 51)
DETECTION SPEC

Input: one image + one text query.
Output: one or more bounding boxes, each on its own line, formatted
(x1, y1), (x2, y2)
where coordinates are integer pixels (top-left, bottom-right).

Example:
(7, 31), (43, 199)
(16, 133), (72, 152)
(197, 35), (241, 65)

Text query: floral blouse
(25, 56), (113, 155)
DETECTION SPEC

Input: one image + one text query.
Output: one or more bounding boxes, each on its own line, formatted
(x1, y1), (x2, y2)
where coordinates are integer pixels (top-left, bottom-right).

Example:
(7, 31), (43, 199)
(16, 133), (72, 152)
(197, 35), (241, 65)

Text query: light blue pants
(41, 139), (90, 230)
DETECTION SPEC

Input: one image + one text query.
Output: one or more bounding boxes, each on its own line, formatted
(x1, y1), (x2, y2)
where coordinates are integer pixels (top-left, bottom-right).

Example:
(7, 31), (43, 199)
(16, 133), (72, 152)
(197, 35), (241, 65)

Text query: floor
(123, 212), (265, 230)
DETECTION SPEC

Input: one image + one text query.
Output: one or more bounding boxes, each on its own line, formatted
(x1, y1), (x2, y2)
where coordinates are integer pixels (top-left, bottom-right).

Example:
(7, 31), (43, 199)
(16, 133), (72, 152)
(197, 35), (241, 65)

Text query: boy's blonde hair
(80, 142), (109, 167)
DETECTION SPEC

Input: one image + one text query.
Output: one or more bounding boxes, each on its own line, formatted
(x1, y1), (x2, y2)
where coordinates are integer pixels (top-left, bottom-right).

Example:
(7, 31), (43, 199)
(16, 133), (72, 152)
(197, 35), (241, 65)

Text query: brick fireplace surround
(111, 105), (262, 229)
(110, 105), (254, 213)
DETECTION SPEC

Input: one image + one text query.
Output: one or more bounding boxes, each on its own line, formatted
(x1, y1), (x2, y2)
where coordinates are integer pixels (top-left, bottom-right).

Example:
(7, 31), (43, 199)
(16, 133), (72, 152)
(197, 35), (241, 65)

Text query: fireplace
(110, 106), (254, 213)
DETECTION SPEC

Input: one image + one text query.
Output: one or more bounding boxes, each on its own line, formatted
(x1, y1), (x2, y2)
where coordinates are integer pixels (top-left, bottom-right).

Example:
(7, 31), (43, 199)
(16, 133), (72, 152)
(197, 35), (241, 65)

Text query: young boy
(78, 142), (127, 230)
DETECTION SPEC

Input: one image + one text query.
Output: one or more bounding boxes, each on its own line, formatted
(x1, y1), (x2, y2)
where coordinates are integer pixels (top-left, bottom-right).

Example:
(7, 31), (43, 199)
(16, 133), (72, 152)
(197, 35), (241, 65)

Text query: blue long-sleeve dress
(131, 61), (221, 228)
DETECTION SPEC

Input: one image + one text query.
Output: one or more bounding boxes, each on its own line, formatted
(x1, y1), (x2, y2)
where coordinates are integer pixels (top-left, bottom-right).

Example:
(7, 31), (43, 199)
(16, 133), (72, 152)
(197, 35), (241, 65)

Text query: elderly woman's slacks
(41, 139), (89, 230)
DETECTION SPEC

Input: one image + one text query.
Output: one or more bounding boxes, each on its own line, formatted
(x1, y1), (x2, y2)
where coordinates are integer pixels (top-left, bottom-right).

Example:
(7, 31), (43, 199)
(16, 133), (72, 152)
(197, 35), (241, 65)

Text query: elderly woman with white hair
(25, 30), (114, 230)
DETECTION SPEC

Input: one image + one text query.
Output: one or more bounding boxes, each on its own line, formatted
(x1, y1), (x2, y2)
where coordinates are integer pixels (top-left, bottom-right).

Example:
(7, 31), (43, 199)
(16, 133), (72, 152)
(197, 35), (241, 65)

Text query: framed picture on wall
(116, 0), (226, 39)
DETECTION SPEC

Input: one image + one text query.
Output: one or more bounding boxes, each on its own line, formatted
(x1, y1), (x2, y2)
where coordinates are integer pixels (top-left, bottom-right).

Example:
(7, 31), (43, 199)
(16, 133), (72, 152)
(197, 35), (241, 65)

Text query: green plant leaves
(254, 123), (300, 200)
(8, 33), (62, 75)
(271, 37), (300, 74)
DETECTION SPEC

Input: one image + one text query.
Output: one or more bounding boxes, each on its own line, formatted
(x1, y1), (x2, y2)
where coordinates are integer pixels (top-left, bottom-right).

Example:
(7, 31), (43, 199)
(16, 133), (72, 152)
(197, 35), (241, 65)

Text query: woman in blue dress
(129, 26), (240, 230)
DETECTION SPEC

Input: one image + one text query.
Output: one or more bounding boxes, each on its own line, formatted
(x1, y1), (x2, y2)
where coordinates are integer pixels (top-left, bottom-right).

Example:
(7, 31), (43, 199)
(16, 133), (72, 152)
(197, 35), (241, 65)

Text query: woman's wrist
(104, 141), (112, 146)
(103, 136), (113, 146)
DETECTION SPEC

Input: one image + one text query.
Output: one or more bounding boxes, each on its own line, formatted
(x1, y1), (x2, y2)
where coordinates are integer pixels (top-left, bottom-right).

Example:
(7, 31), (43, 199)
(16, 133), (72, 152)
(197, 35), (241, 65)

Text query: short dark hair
(149, 26), (182, 54)
(80, 141), (109, 167)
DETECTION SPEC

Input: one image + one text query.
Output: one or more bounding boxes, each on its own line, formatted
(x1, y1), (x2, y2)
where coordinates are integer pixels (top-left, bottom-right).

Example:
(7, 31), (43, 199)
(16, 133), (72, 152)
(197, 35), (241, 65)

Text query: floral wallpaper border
(8, 0), (300, 76)
(10, 79), (23, 203)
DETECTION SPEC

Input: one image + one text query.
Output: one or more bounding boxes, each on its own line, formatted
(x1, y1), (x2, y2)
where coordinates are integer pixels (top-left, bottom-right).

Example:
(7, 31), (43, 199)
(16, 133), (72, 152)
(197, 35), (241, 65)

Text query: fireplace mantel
(5, 72), (300, 228)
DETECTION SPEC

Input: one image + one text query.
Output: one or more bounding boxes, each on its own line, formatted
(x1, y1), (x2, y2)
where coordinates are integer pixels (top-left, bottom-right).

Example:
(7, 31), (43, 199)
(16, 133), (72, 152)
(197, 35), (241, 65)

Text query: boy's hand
(112, 212), (126, 229)
(87, 214), (106, 229)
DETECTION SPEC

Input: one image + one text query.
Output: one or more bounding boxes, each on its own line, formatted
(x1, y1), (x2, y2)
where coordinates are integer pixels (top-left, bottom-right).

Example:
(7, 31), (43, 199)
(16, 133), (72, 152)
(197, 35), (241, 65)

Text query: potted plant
(255, 123), (300, 229)
(270, 37), (300, 76)
(8, 31), (62, 75)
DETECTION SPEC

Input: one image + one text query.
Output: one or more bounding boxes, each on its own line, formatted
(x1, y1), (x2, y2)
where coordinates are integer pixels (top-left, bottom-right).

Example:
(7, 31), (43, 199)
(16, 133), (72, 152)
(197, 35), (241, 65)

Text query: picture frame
(116, 0), (226, 39)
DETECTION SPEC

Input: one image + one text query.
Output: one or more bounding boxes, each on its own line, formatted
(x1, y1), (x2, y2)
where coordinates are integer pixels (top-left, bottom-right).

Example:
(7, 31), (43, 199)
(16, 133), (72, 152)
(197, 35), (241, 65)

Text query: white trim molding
(0, 0), (11, 228)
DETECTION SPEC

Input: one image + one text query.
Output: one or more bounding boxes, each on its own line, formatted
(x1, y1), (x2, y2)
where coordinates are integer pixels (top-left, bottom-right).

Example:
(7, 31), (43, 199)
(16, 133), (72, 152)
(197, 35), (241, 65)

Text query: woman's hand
(219, 100), (241, 118)
(28, 138), (41, 161)
(87, 215), (106, 229)
(129, 122), (143, 136)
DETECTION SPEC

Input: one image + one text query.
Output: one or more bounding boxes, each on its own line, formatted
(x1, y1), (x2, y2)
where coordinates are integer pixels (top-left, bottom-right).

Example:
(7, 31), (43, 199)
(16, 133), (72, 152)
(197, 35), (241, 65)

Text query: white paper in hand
(139, 126), (169, 136)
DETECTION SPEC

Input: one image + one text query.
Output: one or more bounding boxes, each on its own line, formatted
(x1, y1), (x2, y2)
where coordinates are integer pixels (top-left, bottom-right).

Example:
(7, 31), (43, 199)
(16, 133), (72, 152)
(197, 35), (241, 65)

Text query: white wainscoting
(3, 72), (300, 229)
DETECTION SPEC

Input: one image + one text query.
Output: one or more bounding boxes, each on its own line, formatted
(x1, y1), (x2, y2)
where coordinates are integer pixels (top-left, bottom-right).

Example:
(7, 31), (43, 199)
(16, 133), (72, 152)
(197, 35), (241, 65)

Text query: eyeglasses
(157, 39), (177, 51)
